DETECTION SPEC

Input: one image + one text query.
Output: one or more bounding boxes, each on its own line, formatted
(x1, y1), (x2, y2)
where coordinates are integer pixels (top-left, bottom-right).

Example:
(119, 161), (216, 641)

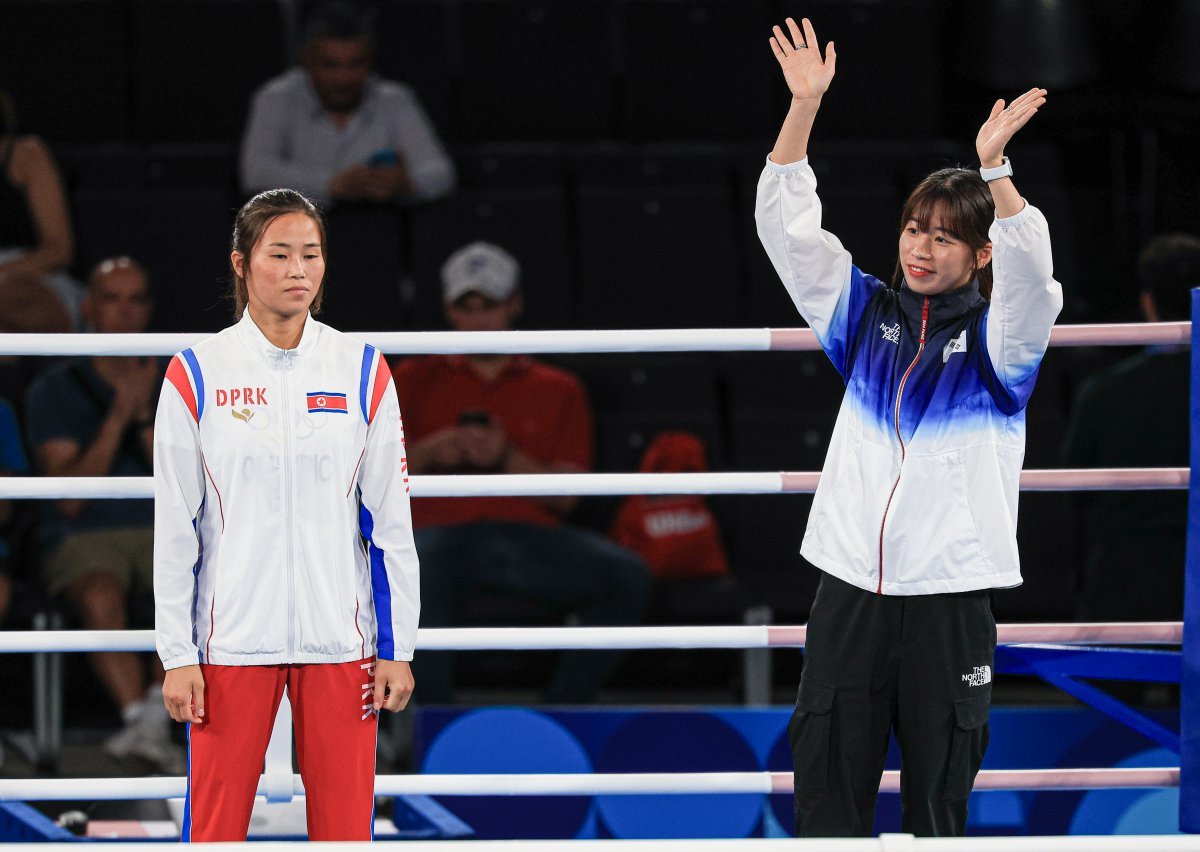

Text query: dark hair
(304, 1), (374, 45)
(229, 189), (327, 320)
(1138, 232), (1200, 321)
(892, 167), (996, 299)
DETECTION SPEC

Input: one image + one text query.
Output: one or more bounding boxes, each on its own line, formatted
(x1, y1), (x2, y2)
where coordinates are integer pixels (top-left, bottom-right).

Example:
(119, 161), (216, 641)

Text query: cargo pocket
(787, 677), (836, 795)
(942, 692), (991, 802)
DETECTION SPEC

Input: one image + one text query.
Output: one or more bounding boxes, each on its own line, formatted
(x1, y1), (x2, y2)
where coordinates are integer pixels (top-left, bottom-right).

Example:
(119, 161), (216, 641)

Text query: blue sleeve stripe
(181, 348), (205, 421)
(358, 504), (394, 659)
(359, 344), (375, 425)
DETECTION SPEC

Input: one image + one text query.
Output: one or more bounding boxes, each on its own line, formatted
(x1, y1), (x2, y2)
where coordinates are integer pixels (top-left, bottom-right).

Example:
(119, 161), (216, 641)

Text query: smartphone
(367, 148), (398, 168)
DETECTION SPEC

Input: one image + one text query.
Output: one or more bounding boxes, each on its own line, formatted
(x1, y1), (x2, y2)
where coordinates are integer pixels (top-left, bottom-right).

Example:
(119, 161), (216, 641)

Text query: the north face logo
(880, 322), (901, 345)
(962, 665), (992, 687)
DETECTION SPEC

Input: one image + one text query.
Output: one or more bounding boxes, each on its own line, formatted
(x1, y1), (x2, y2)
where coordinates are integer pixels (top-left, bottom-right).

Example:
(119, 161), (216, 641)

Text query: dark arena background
(1, 0), (1199, 844)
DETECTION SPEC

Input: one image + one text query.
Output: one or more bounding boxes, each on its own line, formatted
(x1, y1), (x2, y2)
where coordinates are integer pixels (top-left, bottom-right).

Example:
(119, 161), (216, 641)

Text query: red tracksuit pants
(183, 658), (378, 842)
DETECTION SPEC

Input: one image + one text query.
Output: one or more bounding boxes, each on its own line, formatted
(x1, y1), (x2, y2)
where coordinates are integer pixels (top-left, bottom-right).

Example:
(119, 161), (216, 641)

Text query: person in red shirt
(393, 242), (651, 703)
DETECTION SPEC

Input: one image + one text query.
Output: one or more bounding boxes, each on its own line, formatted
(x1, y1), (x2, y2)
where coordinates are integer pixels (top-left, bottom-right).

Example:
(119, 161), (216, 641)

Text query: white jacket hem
(801, 548), (1024, 596)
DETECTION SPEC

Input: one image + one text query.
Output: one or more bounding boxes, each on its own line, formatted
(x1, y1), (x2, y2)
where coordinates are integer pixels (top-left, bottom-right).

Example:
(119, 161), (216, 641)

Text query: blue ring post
(1182, 288), (1200, 832)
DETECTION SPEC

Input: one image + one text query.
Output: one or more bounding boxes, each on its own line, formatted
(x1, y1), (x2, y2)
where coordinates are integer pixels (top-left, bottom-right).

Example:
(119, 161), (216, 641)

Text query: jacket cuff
(765, 154), (810, 175)
(994, 199), (1033, 230)
(162, 652), (201, 670)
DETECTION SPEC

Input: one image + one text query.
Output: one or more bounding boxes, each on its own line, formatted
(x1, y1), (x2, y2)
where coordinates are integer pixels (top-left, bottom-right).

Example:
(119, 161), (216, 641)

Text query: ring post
(1181, 287), (1200, 832)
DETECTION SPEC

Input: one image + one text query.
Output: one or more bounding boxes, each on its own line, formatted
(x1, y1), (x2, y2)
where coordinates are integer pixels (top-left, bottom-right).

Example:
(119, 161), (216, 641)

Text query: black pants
(789, 572), (996, 837)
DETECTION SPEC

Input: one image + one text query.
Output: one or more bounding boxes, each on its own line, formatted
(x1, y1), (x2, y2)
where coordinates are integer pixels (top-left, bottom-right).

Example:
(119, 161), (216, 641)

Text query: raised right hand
(770, 17), (836, 101)
(162, 665), (206, 724)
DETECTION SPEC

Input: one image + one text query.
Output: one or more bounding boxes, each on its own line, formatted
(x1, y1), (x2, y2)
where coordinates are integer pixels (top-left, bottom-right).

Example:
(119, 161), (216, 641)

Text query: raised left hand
(976, 87), (1047, 167)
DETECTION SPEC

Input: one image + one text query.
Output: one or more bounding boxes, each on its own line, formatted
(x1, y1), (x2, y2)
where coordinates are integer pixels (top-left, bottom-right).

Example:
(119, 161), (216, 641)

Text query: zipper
(877, 297), (930, 594)
(281, 351), (297, 658)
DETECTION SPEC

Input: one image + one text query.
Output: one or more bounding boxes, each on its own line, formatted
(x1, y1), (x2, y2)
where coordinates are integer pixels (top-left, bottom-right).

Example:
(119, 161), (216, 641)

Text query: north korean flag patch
(307, 391), (348, 414)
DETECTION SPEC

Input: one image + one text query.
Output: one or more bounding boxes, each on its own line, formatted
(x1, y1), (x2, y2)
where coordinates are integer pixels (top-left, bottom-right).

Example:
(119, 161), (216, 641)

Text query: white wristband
(980, 157), (1013, 182)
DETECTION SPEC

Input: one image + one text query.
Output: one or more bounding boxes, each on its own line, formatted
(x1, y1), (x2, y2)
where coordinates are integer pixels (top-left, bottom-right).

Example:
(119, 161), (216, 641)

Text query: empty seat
(573, 143), (734, 192)
(319, 204), (408, 333)
(724, 353), (843, 472)
(0, 0), (130, 142)
(575, 185), (741, 329)
(952, 0), (1101, 93)
(453, 143), (570, 190)
(406, 187), (574, 330)
(456, 0), (613, 141)
(71, 148), (237, 332)
(789, 1), (941, 140)
(131, 0), (286, 143)
(726, 494), (817, 622)
(373, 0), (457, 132)
(573, 352), (722, 416)
(595, 410), (724, 474)
(616, 0), (778, 141)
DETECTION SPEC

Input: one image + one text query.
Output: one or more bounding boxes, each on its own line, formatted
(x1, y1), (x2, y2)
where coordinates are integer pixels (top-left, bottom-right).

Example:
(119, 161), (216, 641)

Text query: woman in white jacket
(154, 189), (419, 841)
(756, 17), (1062, 838)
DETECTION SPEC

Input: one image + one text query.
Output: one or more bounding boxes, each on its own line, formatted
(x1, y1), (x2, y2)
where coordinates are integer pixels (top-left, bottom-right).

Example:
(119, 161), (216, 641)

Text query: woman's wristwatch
(980, 157), (1013, 182)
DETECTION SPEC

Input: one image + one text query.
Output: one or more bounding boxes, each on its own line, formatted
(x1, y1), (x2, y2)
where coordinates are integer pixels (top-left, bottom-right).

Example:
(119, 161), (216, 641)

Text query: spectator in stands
(0, 90), (84, 327)
(240, 1), (455, 205)
(0, 395), (28, 626)
(611, 431), (731, 582)
(25, 256), (183, 773)
(1062, 233), (1200, 622)
(393, 242), (651, 703)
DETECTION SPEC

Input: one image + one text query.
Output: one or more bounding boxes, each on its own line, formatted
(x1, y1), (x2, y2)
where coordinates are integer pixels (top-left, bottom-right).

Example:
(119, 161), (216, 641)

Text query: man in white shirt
(240, 1), (455, 205)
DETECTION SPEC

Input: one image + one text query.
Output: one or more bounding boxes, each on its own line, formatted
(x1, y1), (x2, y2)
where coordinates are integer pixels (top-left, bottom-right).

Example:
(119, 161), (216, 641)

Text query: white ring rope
(0, 623), (1180, 654)
(0, 468), (1186, 501)
(17, 841), (1200, 852)
(0, 321), (1188, 357)
(0, 768), (1179, 803)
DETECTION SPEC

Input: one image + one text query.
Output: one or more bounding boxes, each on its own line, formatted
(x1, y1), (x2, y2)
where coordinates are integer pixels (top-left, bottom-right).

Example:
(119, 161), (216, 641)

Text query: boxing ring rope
(0, 320), (1188, 357)
(0, 467), (1187, 501)
(0, 622), (1183, 655)
(0, 767), (1181, 803)
(17, 840), (1200, 852)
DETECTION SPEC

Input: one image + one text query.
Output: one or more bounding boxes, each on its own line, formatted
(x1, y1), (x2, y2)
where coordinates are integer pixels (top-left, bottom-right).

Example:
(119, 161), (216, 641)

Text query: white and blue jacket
(756, 157), (1063, 596)
(153, 310), (419, 669)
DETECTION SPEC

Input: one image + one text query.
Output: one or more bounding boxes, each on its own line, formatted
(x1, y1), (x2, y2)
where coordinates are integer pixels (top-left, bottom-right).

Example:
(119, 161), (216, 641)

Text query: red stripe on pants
(186, 658), (378, 841)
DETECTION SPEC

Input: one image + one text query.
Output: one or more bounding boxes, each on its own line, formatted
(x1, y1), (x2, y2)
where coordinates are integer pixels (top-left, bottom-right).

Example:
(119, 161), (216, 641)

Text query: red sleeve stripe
(368, 353), (391, 424)
(165, 355), (199, 423)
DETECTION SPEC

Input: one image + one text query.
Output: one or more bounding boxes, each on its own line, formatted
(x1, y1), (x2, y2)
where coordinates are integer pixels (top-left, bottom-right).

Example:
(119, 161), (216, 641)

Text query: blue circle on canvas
(422, 708), (593, 839)
(594, 713), (761, 838)
(1069, 748), (1182, 836)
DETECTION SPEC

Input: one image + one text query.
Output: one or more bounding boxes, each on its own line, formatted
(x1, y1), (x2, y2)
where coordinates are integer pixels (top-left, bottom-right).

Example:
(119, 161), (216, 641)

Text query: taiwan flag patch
(307, 391), (348, 414)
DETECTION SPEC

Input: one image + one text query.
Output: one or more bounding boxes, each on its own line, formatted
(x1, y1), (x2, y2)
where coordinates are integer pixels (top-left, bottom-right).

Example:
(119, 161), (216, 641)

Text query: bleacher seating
(455, 0), (613, 141)
(0, 0), (131, 142)
(130, 0), (286, 143)
(65, 144), (236, 332)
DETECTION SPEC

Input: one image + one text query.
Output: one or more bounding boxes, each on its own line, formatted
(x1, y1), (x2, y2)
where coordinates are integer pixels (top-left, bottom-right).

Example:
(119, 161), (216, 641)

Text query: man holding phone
(239, 1), (455, 205)
(392, 242), (652, 704)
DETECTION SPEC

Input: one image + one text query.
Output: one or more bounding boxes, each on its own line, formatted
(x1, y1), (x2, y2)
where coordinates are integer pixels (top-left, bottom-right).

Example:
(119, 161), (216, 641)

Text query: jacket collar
(237, 308), (321, 367)
(897, 278), (985, 324)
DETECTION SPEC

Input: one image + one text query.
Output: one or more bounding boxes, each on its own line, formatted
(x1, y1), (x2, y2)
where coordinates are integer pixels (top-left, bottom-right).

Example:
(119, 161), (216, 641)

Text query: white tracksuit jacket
(756, 157), (1063, 596)
(153, 311), (419, 670)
